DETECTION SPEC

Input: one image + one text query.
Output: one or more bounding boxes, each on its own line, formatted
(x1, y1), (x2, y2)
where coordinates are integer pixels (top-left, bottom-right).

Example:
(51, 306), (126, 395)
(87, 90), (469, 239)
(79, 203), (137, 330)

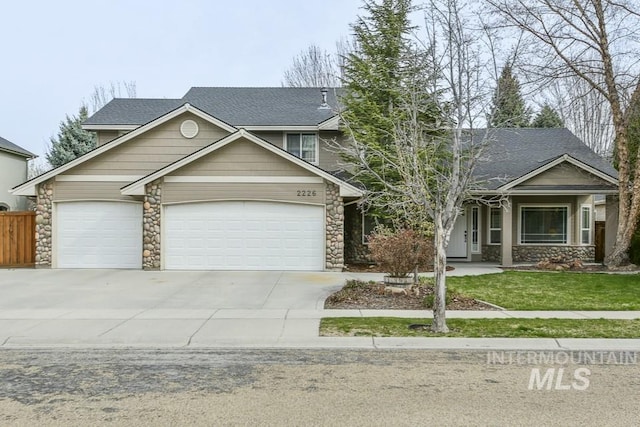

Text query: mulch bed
(324, 280), (497, 311)
(343, 263), (454, 273)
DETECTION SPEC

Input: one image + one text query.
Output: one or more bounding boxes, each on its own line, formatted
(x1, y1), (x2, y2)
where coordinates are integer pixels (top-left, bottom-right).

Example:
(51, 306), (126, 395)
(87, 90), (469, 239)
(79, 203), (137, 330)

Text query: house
(11, 87), (618, 270)
(0, 136), (35, 211)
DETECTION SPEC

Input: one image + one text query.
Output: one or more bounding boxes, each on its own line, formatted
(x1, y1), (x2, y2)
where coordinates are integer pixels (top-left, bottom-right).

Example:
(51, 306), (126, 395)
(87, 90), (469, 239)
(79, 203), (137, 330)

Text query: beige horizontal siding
(96, 131), (120, 147)
(172, 138), (316, 177)
(163, 182), (326, 204)
(519, 163), (607, 186)
(319, 131), (344, 171)
(53, 181), (140, 202)
(250, 131), (284, 147)
(66, 113), (231, 176)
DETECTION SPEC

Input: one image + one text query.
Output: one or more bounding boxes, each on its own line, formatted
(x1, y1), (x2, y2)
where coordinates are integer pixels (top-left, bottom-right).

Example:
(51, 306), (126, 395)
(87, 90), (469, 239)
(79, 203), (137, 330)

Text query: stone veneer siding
(325, 183), (344, 270)
(512, 245), (595, 263)
(483, 245), (596, 263)
(481, 245), (501, 263)
(35, 181), (54, 268)
(143, 180), (162, 270)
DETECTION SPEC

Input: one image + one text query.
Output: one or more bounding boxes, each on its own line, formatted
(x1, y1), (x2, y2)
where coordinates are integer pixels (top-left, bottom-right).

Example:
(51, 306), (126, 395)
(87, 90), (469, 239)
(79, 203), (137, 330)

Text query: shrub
(367, 227), (434, 277)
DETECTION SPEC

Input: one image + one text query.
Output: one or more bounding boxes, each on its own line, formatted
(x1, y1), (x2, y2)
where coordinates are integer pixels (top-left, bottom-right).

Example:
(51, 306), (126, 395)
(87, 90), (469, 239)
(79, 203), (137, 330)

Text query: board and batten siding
(66, 113), (231, 176)
(162, 182), (326, 204)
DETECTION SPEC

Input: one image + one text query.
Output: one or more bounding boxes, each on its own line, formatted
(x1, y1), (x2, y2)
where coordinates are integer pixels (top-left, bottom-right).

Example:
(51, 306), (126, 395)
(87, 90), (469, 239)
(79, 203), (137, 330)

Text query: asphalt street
(0, 348), (638, 426)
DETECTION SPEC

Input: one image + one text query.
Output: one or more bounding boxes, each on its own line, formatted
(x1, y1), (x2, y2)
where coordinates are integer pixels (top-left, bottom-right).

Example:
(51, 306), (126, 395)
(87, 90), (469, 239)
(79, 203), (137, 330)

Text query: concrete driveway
(0, 269), (350, 348)
(0, 269), (346, 311)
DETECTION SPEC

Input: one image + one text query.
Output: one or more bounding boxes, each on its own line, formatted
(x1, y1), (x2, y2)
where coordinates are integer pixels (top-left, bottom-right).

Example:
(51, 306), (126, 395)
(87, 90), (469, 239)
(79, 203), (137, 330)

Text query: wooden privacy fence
(0, 211), (36, 268)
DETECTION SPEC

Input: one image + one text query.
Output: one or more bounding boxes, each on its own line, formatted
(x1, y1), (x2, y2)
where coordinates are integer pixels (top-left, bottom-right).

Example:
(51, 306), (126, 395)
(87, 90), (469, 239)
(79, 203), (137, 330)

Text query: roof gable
(499, 154), (618, 193)
(11, 103), (237, 196)
(474, 128), (617, 190)
(121, 129), (363, 198)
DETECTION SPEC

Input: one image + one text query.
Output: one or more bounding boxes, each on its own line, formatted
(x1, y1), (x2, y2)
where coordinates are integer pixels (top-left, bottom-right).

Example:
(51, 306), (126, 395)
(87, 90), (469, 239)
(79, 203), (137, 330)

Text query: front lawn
(445, 271), (640, 310)
(320, 317), (640, 338)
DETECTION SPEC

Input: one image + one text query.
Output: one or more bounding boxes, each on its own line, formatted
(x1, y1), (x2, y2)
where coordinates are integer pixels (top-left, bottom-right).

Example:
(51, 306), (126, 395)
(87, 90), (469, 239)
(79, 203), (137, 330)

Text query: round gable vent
(180, 119), (199, 138)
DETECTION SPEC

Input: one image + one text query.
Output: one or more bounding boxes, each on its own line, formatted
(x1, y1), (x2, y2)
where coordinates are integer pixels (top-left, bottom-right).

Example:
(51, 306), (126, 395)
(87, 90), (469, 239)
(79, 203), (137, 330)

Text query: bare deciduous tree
(543, 77), (615, 157)
(88, 81), (137, 114)
(282, 44), (342, 87)
(336, 0), (500, 332)
(488, 0), (640, 266)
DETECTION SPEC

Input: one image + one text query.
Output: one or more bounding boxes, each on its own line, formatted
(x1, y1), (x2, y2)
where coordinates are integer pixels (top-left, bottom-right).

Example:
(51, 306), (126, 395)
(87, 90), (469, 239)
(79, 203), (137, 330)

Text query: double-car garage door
(165, 201), (324, 270)
(55, 201), (324, 270)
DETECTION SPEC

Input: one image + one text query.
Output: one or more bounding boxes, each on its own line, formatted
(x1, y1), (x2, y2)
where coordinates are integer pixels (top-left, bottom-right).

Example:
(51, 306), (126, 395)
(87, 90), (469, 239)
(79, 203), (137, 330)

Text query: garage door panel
(165, 201), (324, 270)
(56, 202), (142, 269)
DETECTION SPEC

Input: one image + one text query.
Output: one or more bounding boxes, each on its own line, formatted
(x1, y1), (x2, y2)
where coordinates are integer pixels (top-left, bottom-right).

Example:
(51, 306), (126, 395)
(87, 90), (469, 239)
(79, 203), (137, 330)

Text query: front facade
(12, 89), (618, 270)
(0, 136), (35, 211)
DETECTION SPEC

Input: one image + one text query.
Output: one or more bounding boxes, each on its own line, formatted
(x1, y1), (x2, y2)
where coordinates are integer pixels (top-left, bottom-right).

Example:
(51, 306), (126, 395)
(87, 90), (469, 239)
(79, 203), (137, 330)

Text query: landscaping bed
(324, 279), (497, 311)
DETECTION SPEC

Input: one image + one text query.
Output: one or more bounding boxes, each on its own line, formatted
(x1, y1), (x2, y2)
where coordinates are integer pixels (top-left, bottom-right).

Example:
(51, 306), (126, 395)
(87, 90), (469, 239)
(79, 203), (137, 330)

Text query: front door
(447, 211), (467, 258)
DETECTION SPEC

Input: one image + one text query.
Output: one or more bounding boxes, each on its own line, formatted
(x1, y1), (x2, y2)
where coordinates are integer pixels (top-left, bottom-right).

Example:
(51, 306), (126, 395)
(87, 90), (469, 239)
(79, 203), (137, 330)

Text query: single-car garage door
(165, 201), (324, 270)
(56, 201), (143, 268)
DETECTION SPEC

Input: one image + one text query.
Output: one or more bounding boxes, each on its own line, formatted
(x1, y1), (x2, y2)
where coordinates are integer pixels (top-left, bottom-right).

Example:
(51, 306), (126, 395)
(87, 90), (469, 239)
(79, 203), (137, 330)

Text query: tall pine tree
(340, 0), (441, 224)
(532, 104), (564, 128)
(46, 105), (97, 168)
(489, 64), (530, 128)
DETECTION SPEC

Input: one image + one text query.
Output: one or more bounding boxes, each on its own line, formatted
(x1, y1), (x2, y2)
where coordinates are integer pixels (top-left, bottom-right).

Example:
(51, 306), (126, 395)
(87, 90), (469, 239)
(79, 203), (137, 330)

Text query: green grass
(444, 271), (640, 310)
(320, 317), (640, 338)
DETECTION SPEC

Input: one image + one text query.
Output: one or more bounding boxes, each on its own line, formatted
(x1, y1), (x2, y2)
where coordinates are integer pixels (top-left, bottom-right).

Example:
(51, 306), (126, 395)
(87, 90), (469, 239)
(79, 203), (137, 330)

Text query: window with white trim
(285, 133), (318, 164)
(520, 205), (569, 244)
(489, 208), (501, 244)
(581, 205), (592, 245)
(471, 206), (480, 253)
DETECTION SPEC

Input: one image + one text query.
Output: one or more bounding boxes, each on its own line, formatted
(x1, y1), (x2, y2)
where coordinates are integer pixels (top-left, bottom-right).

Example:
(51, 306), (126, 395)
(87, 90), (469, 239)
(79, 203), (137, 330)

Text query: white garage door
(165, 201), (324, 270)
(56, 202), (142, 268)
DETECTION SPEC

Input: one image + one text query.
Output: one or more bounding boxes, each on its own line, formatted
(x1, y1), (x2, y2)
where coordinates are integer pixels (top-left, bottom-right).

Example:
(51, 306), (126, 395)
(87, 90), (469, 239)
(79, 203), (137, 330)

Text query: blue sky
(0, 0), (362, 159)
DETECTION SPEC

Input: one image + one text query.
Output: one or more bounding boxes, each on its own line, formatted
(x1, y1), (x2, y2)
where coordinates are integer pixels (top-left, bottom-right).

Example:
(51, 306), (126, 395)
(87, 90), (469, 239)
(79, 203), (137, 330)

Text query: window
(489, 208), (501, 244)
(520, 205), (569, 244)
(285, 133), (317, 164)
(581, 205), (592, 245)
(471, 206), (480, 253)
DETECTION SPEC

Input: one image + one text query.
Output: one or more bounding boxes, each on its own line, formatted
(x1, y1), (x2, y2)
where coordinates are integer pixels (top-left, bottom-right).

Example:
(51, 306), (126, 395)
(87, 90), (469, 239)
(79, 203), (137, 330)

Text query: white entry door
(164, 201), (324, 270)
(56, 201), (143, 268)
(447, 211), (467, 258)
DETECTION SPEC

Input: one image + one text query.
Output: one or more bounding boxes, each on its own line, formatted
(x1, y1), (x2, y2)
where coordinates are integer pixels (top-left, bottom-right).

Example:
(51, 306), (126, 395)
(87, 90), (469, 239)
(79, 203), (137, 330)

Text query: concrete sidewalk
(1, 308), (638, 351)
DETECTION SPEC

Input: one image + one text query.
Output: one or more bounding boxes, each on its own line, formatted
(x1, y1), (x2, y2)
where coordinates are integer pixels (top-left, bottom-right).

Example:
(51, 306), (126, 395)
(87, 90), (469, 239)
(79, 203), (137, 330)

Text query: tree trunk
(432, 227), (449, 333)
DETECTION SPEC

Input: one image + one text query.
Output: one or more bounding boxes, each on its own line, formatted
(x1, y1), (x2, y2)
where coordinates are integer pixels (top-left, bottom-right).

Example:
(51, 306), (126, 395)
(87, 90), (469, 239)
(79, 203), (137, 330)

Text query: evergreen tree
(46, 105), (97, 168)
(532, 104), (564, 128)
(340, 0), (441, 224)
(489, 64), (531, 127)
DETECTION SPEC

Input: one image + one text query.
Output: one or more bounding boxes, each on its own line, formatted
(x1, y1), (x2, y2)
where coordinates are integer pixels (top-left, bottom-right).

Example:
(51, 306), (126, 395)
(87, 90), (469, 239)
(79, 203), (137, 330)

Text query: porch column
(501, 198), (513, 266)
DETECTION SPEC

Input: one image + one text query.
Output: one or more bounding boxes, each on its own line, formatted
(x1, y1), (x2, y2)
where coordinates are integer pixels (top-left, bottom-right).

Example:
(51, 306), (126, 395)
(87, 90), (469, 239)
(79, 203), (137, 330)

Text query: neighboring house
(0, 136), (35, 211)
(11, 88), (618, 270)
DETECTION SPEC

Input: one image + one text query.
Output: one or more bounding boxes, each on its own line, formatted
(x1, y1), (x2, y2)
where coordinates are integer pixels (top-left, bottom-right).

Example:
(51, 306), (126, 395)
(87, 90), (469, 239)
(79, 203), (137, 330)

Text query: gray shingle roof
(474, 128), (617, 189)
(182, 87), (340, 126)
(83, 98), (185, 126)
(84, 87), (341, 127)
(0, 135), (35, 158)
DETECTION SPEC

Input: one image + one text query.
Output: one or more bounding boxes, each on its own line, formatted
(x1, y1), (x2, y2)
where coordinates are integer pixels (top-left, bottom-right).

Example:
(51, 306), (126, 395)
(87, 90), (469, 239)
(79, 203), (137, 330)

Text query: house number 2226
(297, 190), (317, 197)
